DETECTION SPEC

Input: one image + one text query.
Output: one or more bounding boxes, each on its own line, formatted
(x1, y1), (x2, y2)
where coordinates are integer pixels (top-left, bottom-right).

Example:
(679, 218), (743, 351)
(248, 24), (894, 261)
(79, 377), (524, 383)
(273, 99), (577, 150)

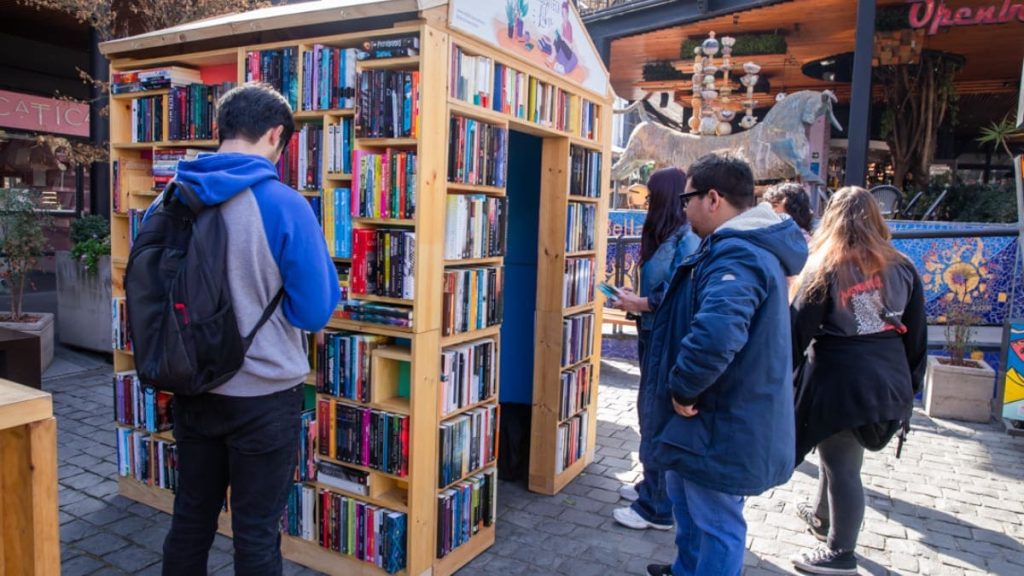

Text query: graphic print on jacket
(150, 152), (341, 397)
(829, 264), (915, 338)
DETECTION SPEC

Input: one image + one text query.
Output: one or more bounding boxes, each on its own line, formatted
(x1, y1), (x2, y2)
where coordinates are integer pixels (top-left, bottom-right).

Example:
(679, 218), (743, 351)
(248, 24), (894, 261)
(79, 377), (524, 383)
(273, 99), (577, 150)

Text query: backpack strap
(243, 288), (286, 344)
(164, 179), (206, 214)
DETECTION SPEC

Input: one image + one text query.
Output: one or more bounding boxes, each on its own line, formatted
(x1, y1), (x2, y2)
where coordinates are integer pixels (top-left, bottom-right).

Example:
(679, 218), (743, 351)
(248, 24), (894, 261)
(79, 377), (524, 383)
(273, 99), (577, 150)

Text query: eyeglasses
(679, 189), (710, 206)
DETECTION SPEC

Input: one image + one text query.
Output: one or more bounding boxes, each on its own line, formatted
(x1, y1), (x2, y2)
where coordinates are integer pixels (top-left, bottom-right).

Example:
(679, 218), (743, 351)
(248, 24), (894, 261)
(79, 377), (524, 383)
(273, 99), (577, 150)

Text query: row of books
(440, 339), (496, 417)
(167, 83), (234, 142)
(315, 488), (407, 574)
(448, 45), (600, 140)
(569, 146), (602, 198)
(563, 256), (596, 309)
(438, 404), (498, 488)
(113, 371), (172, 432)
(112, 297), (131, 352)
(350, 229), (416, 299)
(359, 36), (420, 60)
(302, 46), (359, 111)
(436, 468), (497, 559)
(116, 428), (178, 491)
(443, 194), (507, 261)
(246, 48), (300, 111)
(277, 124), (323, 191)
(327, 118), (354, 174)
(562, 313), (595, 368)
(352, 149), (417, 220)
(560, 363), (593, 421)
(355, 69), (420, 139)
(565, 202), (597, 253)
(282, 482), (317, 541)
(130, 96), (163, 142)
(296, 410), (317, 483)
(316, 398), (410, 476)
(153, 148), (202, 191)
(441, 266), (504, 337)
(112, 66), (202, 94)
(335, 301), (413, 329)
(447, 116), (507, 188)
(556, 411), (589, 474)
(312, 187), (353, 259)
(314, 331), (388, 402)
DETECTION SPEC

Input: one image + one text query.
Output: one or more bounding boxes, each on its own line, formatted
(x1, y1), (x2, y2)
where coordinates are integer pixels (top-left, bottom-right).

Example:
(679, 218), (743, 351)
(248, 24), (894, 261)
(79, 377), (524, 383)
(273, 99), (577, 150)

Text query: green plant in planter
(642, 61), (685, 82)
(941, 268), (983, 367)
(0, 188), (52, 322)
(681, 33), (787, 58)
(70, 214), (111, 275)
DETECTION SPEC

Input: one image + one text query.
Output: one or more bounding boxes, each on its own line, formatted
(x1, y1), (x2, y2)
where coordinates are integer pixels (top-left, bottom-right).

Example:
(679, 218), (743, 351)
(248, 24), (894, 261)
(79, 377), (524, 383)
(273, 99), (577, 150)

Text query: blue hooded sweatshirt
(641, 203), (808, 495)
(152, 152), (340, 396)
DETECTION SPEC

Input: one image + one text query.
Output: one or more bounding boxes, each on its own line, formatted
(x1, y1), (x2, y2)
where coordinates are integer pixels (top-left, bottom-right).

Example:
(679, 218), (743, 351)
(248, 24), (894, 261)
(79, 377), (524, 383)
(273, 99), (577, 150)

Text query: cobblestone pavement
(53, 349), (1024, 575)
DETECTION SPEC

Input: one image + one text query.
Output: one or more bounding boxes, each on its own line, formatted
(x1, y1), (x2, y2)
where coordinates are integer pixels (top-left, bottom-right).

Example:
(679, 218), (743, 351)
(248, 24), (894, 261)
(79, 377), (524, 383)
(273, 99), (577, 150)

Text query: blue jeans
(665, 470), (746, 576)
(631, 467), (673, 525)
(162, 385), (303, 576)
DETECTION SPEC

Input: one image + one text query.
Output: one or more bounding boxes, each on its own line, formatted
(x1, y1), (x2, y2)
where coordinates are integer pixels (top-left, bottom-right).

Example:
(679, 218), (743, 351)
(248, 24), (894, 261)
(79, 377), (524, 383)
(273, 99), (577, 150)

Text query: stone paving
(50, 347), (1024, 575)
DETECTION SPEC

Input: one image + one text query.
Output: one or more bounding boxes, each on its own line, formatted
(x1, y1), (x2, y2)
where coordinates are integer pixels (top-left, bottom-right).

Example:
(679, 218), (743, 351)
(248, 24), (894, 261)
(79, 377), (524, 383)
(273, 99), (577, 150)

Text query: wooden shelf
(560, 355), (593, 373)
(558, 406), (590, 426)
(434, 524), (495, 576)
(356, 56), (420, 70)
(327, 317), (413, 338)
(111, 88), (170, 100)
(437, 461), (497, 493)
(351, 293), (414, 306)
(443, 256), (503, 267)
(130, 190), (160, 198)
(296, 108), (355, 117)
(318, 392), (411, 416)
(352, 217), (415, 227)
(441, 325), (501, 347)
(565, 250), (596, 258)
(164, 140), (218, 148)
(318, 455), (407, 482)
(567, 195), (601, 204)
(113, 348), (133, 356)
(568, 135), (603, 150)
(563, 302), (595, 316)
(307, 481), (408, 513)
(300, 190), (321, 197)
(112, 142), (160, 150)
(447, 99), (510, 126)
(279, 534), (406, 576)
(294, 110), (326, 120)
(440, 396), (498, 422)
(446, 182), (505, 196)
(355, 137), (418, 147)
(326, 173), (352, 181)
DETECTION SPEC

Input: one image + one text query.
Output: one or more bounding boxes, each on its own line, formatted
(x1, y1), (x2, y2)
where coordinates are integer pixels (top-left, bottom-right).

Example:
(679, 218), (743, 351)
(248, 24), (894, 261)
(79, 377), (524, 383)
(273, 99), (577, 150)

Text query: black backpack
(124, 180), (283, 395)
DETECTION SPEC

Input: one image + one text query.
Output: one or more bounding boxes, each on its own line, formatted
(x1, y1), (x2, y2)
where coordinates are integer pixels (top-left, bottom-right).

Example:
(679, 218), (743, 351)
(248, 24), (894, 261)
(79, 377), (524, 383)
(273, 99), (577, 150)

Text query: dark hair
(687, 154), (754, 209)
(640, 167), (688, 264)
(216, 83), (294, 150)
(764, 182), (813, 232)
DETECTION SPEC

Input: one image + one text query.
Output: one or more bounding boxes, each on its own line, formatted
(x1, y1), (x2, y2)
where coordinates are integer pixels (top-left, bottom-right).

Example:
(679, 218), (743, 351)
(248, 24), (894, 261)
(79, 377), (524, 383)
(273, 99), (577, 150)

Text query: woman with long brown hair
(789, 187), (927, 575)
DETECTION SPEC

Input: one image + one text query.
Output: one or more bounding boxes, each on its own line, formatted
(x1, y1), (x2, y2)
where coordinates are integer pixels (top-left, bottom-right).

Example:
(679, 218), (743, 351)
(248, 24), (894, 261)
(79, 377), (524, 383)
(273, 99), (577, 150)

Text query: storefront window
(0, 133), (85, 214)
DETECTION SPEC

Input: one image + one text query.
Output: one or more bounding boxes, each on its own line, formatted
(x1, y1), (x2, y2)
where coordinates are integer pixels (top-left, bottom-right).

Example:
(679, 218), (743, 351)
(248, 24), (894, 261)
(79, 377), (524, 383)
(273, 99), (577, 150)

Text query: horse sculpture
(611, 90), (842, 182)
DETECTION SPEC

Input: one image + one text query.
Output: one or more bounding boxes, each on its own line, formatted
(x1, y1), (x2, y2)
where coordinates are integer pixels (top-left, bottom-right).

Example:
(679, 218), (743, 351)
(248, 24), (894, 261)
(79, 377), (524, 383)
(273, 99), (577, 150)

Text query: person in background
(764, 182), (814, 242)
(616, 154), (807, 576)
(789, 187), (927, 575)
(613, 168), (700, 531)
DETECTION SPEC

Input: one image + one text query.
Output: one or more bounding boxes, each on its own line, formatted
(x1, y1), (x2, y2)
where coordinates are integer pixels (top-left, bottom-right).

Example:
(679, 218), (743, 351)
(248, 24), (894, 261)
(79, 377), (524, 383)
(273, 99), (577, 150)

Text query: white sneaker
(619, 484), (639, 502)
(612, 506), (672, 530)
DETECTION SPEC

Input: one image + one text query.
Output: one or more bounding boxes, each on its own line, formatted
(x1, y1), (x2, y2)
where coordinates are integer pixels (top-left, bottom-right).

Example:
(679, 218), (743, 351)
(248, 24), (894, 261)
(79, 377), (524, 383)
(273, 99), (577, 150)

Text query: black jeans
(162, 385), (303, 576)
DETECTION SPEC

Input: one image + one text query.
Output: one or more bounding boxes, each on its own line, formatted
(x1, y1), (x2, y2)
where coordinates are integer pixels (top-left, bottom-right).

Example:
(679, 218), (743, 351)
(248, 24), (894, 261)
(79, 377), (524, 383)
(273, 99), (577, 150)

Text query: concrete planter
(0, 311), (54, 373)
(924, 355), (995, 423)
(56, 251), (112, 353)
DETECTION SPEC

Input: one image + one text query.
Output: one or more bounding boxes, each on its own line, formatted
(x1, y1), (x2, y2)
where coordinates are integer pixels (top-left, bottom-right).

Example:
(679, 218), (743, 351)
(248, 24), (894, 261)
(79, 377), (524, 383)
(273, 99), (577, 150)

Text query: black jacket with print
(791, 258), (928, 463)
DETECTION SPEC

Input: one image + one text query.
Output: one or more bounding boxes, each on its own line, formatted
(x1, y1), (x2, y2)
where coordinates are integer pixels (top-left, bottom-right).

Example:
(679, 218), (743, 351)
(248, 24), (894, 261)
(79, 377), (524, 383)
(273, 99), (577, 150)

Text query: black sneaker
(646, 564), (673, 576)
(791, 545), (858, 575)
(796, 502), (829, 542)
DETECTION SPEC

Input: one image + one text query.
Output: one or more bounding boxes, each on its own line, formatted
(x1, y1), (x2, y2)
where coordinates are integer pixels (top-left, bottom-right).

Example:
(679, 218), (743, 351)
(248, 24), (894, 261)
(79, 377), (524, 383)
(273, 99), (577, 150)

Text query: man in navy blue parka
(617, 154), (807, 576)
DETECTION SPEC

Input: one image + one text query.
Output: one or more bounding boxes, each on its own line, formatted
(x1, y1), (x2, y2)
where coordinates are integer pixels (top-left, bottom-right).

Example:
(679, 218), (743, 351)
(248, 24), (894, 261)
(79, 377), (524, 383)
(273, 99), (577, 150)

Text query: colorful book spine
(440, 339), (497, 416)
(112, 371), (173, 432)
(560, 363), (593, 421)
(441, 266), (504, 337)
(438, 404), (498, 488)
(315, 331), (388, 402)
(352, 149), (417, 219)
(443, 194), (507, 260)
(317, 398), (410, 476)
(556, 411), (589, 474)
(245, 47), (299, 110)
(447, 116), (507, 188)
(355, 69), (420, 139)
(436, 468), (496, 559)
(350, 228), (415, 299)
(565, 202), (596, 253)
(561, 312), (595, 367)
(569, 146), (602, 198)
(563, 256), (595, 309)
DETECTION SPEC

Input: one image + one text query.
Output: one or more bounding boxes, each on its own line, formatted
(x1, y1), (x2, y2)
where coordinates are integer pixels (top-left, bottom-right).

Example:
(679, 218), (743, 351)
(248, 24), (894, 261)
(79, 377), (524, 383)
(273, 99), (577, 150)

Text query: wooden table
(0, 379), (59, 575)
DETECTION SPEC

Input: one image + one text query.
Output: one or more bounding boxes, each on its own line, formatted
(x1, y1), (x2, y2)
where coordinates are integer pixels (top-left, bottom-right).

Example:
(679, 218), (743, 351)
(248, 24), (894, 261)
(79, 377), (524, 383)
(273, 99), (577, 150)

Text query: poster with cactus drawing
(449, 0), (607, 96)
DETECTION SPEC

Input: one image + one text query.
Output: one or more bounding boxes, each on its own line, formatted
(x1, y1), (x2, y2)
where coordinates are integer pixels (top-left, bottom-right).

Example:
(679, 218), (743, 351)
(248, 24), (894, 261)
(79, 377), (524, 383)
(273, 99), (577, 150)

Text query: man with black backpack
(127, 83), (340, 575)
